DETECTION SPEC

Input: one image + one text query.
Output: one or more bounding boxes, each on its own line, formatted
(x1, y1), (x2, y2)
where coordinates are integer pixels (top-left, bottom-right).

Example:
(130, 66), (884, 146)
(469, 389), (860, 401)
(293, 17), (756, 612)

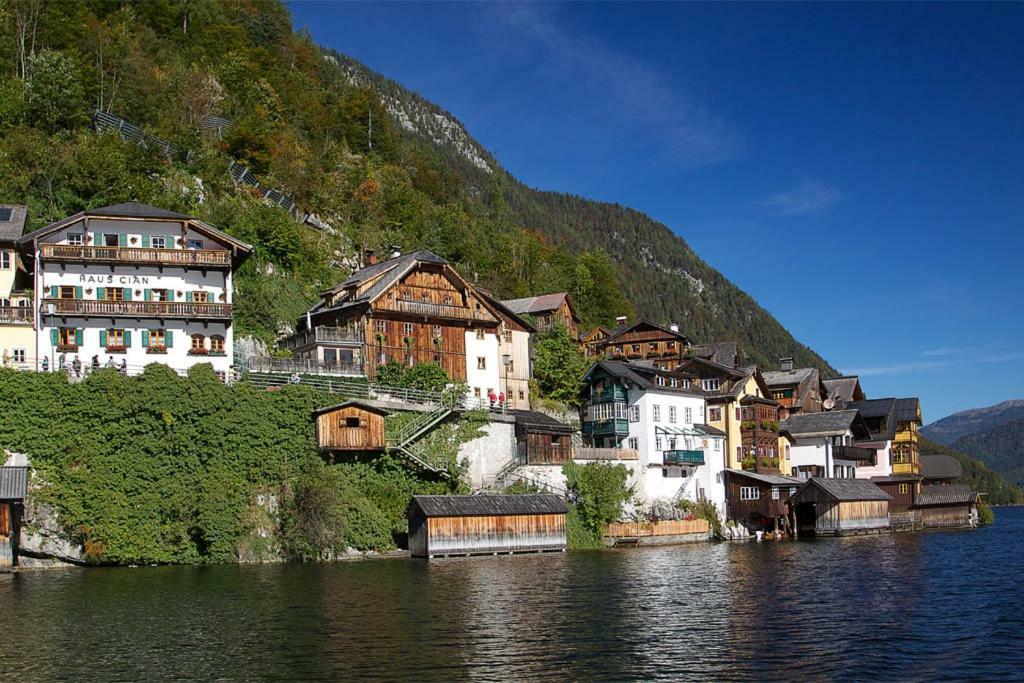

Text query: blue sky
(290, 2), (1024, 422)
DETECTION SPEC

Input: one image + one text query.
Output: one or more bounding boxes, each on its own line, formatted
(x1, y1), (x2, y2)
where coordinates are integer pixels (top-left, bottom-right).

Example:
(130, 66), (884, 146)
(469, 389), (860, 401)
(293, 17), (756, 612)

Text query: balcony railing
(834, 445), (876, 462)
(0, 306), (33, 324)
(892, 462), (920, 475)
(44, 298), (232, 320)
(376, 298), (493, 321)
(246, 356), (365, 377)
(40, 244), (232, 268)
(582, 418), (629, 438)
(663, 449), (705, 466)
(281, 326), (364, 350)
(591, 385), (627, 403)
(576, 447), (639, 461)
(893, 431), (919, 443)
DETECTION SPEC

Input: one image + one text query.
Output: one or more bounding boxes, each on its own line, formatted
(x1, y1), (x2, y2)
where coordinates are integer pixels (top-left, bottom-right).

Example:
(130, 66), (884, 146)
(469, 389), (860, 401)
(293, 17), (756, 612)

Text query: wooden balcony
(282, 326), (364, 350)
(376, 298), (494, 321)
(582, 418), (629, 438)
(40, 244), (232, 268)
(893, 431), (919, 443)
(44, 298), (232, 320)
(834, 445), (876, 462)
(892, 462), (920, 475)
(0, 306), (32, 325)
(591, 385), (627, 403)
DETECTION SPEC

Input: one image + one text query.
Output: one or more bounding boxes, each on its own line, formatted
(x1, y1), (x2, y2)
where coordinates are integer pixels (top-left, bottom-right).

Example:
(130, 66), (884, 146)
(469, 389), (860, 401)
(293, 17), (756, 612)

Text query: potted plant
(741, 456), (757, 471)
(146, 345), (168, 355)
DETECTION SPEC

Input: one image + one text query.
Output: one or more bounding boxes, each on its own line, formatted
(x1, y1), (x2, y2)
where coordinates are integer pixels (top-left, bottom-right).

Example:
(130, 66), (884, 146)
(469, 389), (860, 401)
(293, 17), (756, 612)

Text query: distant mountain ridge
(921, 399), (1024, 445)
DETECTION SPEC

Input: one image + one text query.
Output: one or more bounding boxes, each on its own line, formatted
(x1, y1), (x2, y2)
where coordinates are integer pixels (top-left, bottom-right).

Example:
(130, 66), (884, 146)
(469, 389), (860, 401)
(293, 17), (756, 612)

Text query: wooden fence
(605, 519), (710, 537)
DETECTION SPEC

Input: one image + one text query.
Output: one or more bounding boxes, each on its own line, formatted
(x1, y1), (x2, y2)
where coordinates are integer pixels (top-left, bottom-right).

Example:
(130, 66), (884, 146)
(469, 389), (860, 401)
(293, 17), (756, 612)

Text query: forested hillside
(948, 419), (1024, 489)
(921, 399), (1024, 445)
(0, 0), (833, 372)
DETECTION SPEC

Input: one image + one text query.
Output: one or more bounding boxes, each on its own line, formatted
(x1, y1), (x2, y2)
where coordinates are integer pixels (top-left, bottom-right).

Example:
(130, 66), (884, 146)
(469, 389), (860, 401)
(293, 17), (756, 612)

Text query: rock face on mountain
(921, 399), (1024, 445)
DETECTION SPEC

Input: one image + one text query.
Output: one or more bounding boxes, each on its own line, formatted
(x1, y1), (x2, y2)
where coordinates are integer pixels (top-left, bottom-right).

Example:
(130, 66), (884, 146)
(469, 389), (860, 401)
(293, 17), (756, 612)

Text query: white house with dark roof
(580, 360), (726, 514)
(780, 409), (876, 479)
(16, 201), (252, 376)
(0, 205), (34, 369)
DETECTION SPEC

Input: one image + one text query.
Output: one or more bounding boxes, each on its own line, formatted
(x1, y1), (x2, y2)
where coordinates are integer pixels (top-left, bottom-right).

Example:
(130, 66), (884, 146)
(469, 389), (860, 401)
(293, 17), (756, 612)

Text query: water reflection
(0, 511), (1022, 680)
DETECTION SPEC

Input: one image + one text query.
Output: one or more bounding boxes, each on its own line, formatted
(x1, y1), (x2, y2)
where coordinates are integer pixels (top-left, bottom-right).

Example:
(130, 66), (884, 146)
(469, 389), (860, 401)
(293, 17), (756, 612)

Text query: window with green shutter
(75, 286), (83, 299)
(185, 291), (193, 302)
(100, 330), (108, 347)
(123, 288), (132, 301)
(50, 329), (58, 346)
(75, 329), (83, 346)
(124, 330), (132, 348)
(49, 285), (57, 298)
(165, 330), (173, 348)
(118, 234), (127, 247)
(97, 287), (106, 299)
(143, 289), (151, 302)
(142, 234), (151, 248)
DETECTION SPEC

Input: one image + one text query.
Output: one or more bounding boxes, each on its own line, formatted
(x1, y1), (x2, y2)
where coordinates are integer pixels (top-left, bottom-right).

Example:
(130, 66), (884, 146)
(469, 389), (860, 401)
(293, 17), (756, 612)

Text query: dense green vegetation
(919, 435), (1024, 505)
(0, 0), (835, 373)
(949, 417), (1024, 488)
(0, 366), (461, 563)
(562, 460), (633, 549)
(532, 326), (590, 406)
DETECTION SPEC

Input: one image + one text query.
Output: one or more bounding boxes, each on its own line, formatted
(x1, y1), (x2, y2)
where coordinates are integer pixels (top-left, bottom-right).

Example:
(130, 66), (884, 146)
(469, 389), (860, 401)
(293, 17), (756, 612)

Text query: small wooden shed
(512, 410), (576, 465)
(313, 400), (390, 453)
(0, 467), (28, 570)
(408, 494), (568, 558)
(914, 484), (978, 528)
(792, 478), (891, 536)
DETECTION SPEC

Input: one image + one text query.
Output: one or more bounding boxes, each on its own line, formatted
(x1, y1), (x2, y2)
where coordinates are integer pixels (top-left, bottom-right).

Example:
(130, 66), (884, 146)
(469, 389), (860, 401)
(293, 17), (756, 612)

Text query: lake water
(2, 508), (1023, 681)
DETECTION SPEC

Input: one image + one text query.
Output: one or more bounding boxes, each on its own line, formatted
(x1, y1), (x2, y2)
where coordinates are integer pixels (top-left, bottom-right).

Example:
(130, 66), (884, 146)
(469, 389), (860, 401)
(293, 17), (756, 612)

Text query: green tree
(562, 460), (632, 548)
(24, 50), (87, 132)
(533, 326), (590, 405)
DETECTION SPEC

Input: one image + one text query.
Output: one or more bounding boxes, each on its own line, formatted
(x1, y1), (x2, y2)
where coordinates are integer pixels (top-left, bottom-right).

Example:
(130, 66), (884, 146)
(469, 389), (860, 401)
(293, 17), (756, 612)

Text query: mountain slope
(948, 417), (1024, 488)
(921, 399), (1024, 445)
(919, 436), (1024, 505)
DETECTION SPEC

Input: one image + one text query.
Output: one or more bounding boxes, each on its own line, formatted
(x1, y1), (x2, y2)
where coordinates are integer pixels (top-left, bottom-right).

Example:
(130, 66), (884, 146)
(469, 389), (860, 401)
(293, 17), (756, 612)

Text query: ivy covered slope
(0, 366), (459, 564)
(0, 0), (832, 371)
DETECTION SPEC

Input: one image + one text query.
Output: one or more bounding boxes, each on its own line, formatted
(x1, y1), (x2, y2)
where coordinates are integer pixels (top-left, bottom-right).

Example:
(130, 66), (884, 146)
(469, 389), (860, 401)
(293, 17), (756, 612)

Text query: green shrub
(678, 498), (723, 539)
(978, 501), (995, 526)
(562, 460), (631, 547)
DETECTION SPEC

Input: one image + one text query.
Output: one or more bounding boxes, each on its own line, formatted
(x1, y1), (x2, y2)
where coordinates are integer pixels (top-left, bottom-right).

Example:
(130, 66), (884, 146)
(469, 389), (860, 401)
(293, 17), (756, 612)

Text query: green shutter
(124, 331), (131, 348)
(166, 290), (174, 302)
(49, 285), (57, 298)
(118, 234), (127, 247)
(185, 291), (193, 302)
(97, 287), (106, 300)
(167, 235), (174, 248)
(100, 330), (108, 347)
(165, 330), (173, 348)
(141, 330), (150, 348)
(143, 289), (151, 302)
(92, 233), (101, 246)
(75, 329), (83, 346)
(75, 286), (83, 300)
(142, 234), (151, 248)
(123, 288), (131, 302)
(51, 329), (58, 346)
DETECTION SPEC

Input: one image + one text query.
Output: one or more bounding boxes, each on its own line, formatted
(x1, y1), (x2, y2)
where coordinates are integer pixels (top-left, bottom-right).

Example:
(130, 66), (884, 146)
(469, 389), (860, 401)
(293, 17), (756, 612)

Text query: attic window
(0, 208), (11, 222)
(343, 417), (361, 428)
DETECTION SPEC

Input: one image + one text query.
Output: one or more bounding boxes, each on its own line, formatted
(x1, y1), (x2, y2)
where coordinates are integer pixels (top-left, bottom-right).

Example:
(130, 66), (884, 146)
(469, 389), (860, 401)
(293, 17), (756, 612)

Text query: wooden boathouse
(408, 494), (568, 558)
(0, 467), (28, 570)
(792, 478), (891, 536)
(313, 400), (390, 453)
(914, 484), (979, 529)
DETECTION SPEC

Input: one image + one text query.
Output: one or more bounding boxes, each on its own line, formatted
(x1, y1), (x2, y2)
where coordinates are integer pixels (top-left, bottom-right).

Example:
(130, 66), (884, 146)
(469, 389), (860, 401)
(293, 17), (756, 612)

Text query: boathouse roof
(0, 466), (28, 500)
(796, 478), (891, 502)
(915, 484), (978, 507)
(511, 410), (576, 435)
(312, 400), (392, 417)
(409, 494), (567, 518)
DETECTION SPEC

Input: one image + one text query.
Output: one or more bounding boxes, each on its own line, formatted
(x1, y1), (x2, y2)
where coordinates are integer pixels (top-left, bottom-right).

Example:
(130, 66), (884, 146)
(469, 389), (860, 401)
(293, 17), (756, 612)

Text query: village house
(689, 341), (739, 368)
(512, 410), (577, 465)
(591, 319), (693, 370)
(288, 250), (509, 405)
(849, 397), (923, 478)
(16, 202), (252, 377)
(313, 400), (391, 455)
(822, 375), (866, 409)
(479, 292), (535, 410)
(761, 358), (827, 418)
(780, 409), (876, 479)
(500, 291), (580, 340)
(580, 325), (612, 357)
(0, 206), (34, 370)
(721, 469), (802, 533)
(914, 485), (979, 529)
(580, 360), (726, 512)
(791, 478), (892, 536)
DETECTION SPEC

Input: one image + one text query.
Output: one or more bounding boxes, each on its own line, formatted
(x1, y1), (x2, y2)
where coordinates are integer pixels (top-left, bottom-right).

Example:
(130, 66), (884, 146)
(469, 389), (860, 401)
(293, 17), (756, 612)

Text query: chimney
(363, 249), (376, 266)
(615, 315), (628, 326)
(669, 324), (679, 333)
(780, 357), (794, 372)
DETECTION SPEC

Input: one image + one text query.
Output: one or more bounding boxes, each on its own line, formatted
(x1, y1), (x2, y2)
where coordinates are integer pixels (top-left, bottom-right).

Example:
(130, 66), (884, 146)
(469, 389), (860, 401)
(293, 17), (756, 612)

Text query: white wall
(789, 432), (863, 479)
(464, 329), (501, 405)
(855, 440), (892, 479)
(457, 420), (516, 490)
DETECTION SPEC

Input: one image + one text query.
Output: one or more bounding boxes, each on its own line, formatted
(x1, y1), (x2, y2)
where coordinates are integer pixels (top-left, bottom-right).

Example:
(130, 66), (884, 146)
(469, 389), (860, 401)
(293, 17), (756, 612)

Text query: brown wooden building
(592, 320), (692, 370)
(762, 359), (827, 417)
(869, 475), (921, 514)
(408, 494), (568, 558)
(0, 467), (27, 570)
(512, 410), (576, 465)
(581, 326), (611, 357)
(722, 469), (802, 531)
(313, 401), (390, 453)
(739, 396), (783, 474)
(501, 292), (580, 340)
(791, 478), (891, 536)
(291, 250), (503, 381)
(915, 484), (979, 528)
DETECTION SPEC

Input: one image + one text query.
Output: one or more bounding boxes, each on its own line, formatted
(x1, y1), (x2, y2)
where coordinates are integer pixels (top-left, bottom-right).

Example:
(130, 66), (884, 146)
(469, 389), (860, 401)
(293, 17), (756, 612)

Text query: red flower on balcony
(188, 348), (209, 356)
(105, 345), (127, 354)
(146, 346), (168, 355)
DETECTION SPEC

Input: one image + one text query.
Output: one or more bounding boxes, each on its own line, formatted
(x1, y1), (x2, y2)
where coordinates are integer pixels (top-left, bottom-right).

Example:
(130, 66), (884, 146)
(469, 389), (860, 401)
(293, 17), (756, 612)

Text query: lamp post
(502, 352), (511, 415)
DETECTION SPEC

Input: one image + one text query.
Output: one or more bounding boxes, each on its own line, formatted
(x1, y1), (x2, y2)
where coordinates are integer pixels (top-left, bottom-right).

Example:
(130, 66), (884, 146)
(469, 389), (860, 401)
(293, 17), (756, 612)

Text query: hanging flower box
(146, 346), (168, 355)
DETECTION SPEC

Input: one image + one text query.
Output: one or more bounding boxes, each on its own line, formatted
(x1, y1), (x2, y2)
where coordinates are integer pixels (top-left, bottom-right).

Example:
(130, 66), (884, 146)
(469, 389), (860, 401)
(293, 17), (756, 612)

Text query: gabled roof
(848, 398), (898, 441)
(894, 397), (922, 424)
(823, 376), (864, 405)
(581, 326), (611, 343)
(17, 201), (253, 254)
(723, 469), (803, 487)
(693, 423), (727, 438)
(849, 398), (897, 419)
(603, 319), (692, 345)
(582, 360), (701, 395)
(920, 454), (963, 480)
(478, 290), (536, 333)
(690, 341), (739, 368)
(915, 484), (977, 507)
(675, 355), (747, 381)
(312, 400), (391, 417)
(409, 494), (568, 518)
(501, 292), (578, 322)
(0, 466), (28, 500)
(762, 367), (815, 387)
(0, 205), (28, 242)
(512, 410), (575, 434)
(795, 477), (892, 502)
(780, 409), (871, 440)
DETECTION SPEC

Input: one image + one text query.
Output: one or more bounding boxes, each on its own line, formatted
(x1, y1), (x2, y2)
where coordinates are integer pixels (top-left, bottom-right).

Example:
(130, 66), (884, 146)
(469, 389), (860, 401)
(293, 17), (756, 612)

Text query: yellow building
(0, 206), (34, 369)
(890, 398), (922, 475)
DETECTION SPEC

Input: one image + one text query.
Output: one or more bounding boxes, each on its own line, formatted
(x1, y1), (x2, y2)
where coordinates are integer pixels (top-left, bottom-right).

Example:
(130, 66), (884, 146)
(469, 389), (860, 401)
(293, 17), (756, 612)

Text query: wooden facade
(919, 505), (974, 529)
(581, 326), (610, 357)
(723, 470), (801, 530)
(513, 410), (576, 465)
(914, 485), (978, 529)
(869, 477), (920, 514)
(314, 401), (389, 452)
(408, 495), (568, 558)
(0, 467), (27, 570)
(739, 397), (782, 475)
(791, 479), (891, 536)
(595, 321), (692, 370)
(501, 292), (580, 339)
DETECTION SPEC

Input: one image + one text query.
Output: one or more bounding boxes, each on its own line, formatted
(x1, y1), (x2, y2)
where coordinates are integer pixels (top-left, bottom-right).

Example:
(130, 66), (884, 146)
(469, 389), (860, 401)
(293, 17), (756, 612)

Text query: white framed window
(740, 486), (759, 501)
(628, 437), (639, 451)
(716, 472), (722, 484)
(151, 235), (167, 249)
(714, 439), (721, 451)
(67, 233), (84, 246)
(702, 378), (721, 392)
(685, 407), (693, 424)
(12, 348), (26, 363)
(628, 405), (640, 423)
(772, 488), (780, 500)
(0, 251), (9, 270)
(653, 405), (661, 422)
(614, 402), (628, 419)
(655, 436), (663, 451)
(657, 375), (666, 386)
(476, 329), (485, 340)
(668, 437), (677, 450)
(669, 406), (677, 423)
(477, 356), (486, 370)
(187, 239), (204, 250)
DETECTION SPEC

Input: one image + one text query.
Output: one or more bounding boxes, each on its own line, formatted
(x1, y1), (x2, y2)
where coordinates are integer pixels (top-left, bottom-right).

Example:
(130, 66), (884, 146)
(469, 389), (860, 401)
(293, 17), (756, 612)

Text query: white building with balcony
(17, 202), (252, 376)
(0, 205), (34, 369)
(581, 360), (726, 514)
(779, 410), (877, 480)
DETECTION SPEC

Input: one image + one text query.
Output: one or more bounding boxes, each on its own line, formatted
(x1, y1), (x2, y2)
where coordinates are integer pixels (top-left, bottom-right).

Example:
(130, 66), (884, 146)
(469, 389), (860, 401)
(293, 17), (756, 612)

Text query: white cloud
(765, 179), (843, 215)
